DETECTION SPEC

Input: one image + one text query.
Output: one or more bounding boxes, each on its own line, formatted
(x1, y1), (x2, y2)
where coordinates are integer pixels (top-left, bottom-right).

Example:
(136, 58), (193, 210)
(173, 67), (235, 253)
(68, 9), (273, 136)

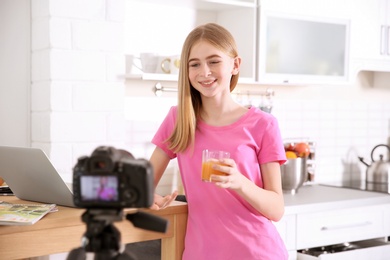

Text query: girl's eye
(209, 60), (220, 65)
(189, 62), (200, 68)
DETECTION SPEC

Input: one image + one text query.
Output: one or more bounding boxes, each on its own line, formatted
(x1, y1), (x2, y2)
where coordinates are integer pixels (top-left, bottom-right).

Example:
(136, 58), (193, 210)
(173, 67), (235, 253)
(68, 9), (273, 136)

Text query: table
(0, 196), (188, 260)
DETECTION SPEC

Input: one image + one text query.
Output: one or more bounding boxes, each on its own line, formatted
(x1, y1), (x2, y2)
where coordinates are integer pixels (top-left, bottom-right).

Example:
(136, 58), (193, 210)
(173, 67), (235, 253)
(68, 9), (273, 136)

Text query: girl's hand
(149, 190), (179, 210)
(210, 158), (244, 190)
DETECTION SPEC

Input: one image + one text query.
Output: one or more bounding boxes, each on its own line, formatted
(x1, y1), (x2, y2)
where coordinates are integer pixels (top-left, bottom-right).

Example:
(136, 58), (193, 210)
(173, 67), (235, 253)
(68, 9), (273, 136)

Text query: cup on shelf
(125, 54), (143, 75)
(140, 53), (159, 73)
(156, 55), (180, 74)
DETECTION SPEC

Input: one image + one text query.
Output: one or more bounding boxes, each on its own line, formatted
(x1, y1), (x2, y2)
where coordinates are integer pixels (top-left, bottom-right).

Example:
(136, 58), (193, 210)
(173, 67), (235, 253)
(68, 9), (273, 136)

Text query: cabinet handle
(380, 25), (388, 55)
(321, 221), (372, 231)
(387, 26), (390, 55)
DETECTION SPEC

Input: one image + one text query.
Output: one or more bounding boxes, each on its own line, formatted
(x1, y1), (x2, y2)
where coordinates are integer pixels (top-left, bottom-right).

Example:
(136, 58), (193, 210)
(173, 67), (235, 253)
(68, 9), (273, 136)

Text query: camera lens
(95, 161), (106, 169)
(123, 189), (138, 204)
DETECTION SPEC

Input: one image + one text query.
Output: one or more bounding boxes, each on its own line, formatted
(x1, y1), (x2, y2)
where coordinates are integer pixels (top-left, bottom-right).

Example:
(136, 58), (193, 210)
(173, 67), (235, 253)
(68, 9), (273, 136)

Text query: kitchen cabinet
(275, 185), (390, 259)
(125, 0), (257, 83)
(258, 11), (350, 85)
(296, 204), (386, 249)
(385, 206), (390, 234)
(258, 0), (352, 85)
(350, 0), (390, 72)
(125, 0), (390, 86)
(273, 214), (297, 260)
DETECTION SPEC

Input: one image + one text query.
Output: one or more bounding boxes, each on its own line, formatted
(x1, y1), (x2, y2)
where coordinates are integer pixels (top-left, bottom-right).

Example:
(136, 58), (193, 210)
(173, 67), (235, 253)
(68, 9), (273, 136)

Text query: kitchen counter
(283, 184), (390, 214)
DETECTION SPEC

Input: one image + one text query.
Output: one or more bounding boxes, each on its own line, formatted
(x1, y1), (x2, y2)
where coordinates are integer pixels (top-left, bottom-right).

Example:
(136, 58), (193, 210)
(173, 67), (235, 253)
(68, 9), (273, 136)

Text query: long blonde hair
(167, 23), (240, 153)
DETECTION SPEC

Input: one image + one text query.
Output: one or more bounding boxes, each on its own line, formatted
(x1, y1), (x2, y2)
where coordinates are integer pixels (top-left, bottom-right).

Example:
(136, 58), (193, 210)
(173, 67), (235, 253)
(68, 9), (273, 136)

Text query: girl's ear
(232, 56), (241, 75)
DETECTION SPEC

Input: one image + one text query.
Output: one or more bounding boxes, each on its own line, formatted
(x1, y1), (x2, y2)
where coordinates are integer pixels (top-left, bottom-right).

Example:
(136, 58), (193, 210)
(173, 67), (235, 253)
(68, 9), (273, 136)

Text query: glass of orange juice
(201, 150), (230, 182)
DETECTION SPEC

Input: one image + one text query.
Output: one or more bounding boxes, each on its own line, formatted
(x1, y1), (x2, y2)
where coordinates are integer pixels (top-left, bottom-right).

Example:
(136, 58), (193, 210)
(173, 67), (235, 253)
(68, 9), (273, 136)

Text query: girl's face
(188, 41), (239, 99)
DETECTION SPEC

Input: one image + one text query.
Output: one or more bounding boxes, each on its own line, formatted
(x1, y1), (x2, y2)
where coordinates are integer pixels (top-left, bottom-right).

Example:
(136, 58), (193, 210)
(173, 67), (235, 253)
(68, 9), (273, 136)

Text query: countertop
(284, 184), (390, 214)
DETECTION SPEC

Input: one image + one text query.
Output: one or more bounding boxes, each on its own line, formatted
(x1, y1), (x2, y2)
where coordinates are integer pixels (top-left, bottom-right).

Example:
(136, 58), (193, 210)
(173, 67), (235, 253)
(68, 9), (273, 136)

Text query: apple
(294, 142), (310, 158)
(284, 143), (295, 152)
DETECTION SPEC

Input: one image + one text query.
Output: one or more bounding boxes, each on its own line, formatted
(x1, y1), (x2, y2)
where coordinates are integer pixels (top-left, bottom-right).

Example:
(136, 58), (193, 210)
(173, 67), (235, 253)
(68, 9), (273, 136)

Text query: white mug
(126, 53), (159, 74)
(140, 53), (159, 73)
(158, 55), (180, 74)
(125, 54), (142, 75)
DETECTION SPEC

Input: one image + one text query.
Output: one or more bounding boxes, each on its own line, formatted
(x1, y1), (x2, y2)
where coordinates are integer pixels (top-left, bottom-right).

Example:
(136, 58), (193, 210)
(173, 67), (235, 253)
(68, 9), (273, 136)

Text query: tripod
(67, 208), (168, 260)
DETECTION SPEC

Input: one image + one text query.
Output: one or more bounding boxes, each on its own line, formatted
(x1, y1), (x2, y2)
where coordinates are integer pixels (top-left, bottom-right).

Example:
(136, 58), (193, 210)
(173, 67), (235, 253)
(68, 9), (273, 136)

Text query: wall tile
(50, 112), (107, 142)
(107, 0), (125, 22)
(49, 0), (105, 20)
(50, 50), (106, 80)
(31, 81), (72, 112)
(50, 18), (72, 49)
(50, 81), (73, 111)
(72, 82), (124, 111)
(72, 21), (123, 51)
(106, 54), (125, 81)
(107, 112), (126, 141)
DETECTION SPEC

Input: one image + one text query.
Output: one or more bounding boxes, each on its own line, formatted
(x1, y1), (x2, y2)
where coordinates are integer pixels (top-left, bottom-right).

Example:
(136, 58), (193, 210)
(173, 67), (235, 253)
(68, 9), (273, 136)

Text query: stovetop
(320, 180), (390, 194)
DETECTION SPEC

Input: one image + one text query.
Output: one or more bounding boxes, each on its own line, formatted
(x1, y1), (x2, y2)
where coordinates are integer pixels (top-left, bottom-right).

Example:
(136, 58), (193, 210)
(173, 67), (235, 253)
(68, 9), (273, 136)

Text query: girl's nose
(201, 64), (211, 76)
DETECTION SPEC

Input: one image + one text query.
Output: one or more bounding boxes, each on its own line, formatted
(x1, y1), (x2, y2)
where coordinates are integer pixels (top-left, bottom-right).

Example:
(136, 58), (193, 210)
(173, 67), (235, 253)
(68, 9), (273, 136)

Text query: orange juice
(201, 160), (228, 182)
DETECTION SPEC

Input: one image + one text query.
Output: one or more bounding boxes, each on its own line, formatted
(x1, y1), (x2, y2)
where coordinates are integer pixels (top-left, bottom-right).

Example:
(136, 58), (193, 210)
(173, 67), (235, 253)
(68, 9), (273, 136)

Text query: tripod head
(67, 208), (168, 260)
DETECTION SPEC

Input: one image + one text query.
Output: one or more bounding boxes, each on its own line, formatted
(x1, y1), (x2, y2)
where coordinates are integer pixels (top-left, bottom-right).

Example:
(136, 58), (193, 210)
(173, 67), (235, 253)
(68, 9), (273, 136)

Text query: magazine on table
(0, 201), (58, 225)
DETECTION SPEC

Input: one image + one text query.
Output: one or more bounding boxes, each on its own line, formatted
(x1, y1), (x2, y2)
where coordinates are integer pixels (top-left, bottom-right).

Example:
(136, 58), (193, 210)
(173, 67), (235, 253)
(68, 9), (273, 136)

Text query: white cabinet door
(258, 0), (352, 85)
(273, 214), (297, 260)
(273, 214), (296, 251)
(384, 204), (390, 235)
(296, 204), (386, 249)
(350, 0), (390, 73)
(350, 0), (383, 61)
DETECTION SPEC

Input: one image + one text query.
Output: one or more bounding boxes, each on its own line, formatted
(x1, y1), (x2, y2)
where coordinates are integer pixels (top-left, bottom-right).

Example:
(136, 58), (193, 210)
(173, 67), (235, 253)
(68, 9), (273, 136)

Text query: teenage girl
(149, 23), (288, 260)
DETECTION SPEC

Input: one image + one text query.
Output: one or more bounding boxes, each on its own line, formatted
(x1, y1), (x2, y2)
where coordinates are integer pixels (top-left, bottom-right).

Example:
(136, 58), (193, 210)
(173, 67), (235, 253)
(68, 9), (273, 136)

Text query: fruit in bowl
(281, 157), (307, 194)
(284, 142), (310, 158)
(294, 142), (310, 158)
(285, 151), (297, 159)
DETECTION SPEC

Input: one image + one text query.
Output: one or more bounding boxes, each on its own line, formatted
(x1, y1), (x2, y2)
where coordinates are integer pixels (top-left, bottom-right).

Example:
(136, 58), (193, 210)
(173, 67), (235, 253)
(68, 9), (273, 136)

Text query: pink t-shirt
(152, 106), (288, 260)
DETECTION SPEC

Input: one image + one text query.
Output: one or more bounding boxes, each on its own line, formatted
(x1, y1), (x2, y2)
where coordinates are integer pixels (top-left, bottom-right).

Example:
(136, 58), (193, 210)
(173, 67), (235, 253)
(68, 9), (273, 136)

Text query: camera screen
(80, 176), (119, 202)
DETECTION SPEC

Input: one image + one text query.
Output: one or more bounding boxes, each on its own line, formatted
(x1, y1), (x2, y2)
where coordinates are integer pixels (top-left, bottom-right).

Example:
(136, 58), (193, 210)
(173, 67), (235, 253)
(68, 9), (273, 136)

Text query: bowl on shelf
(281, 158), (307, 194)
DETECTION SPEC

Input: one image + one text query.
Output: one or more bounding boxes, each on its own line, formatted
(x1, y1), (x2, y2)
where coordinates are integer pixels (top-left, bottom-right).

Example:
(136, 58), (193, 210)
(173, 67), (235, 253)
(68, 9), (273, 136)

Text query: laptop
(0, 146), (76, 207)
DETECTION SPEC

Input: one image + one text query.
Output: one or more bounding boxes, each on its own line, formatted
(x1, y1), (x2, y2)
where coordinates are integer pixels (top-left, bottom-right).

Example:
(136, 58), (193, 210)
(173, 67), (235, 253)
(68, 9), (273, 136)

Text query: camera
(72, 146), (154, 209)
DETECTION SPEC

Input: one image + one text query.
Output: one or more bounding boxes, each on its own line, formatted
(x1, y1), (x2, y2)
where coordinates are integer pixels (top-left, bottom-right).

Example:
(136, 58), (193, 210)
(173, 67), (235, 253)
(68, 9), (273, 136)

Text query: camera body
(73, 146), (154, 209)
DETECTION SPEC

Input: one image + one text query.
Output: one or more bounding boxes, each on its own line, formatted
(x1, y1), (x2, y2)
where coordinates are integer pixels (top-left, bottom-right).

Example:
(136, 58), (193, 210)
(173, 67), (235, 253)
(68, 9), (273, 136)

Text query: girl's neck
(200, 97), (247, 127)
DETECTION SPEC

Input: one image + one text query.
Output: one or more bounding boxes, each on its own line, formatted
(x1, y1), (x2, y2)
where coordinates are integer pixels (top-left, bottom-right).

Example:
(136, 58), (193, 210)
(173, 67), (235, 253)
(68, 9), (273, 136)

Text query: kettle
(358, 144), (390, 183)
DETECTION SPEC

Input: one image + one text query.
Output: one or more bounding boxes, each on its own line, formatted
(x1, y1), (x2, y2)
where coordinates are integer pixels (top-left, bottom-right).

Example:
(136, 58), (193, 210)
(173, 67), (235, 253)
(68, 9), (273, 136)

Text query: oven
(298, 239), (390, 259)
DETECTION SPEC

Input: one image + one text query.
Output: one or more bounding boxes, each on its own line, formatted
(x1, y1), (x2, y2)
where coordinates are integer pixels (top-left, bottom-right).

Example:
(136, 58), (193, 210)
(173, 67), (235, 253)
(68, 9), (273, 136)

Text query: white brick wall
(31, 0), (126, 182)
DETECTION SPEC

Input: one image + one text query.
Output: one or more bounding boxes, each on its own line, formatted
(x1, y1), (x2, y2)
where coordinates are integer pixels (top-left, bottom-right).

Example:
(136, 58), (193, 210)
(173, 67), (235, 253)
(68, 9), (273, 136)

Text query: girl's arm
(213, 161), (285, 221)
(149, 146), (178, 210)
